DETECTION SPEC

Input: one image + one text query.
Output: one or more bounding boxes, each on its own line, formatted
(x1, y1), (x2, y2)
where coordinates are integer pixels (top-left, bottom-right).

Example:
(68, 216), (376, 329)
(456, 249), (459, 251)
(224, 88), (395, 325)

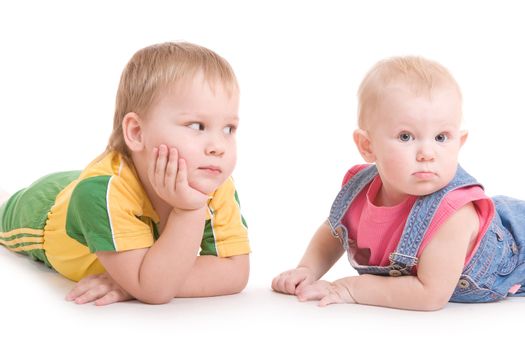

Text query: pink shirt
(341, 165), (495, 267)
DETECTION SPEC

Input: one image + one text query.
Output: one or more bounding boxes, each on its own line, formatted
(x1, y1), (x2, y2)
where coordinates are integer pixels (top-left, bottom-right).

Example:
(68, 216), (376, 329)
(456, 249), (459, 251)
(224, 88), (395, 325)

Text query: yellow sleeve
(206, 177), (250, 257)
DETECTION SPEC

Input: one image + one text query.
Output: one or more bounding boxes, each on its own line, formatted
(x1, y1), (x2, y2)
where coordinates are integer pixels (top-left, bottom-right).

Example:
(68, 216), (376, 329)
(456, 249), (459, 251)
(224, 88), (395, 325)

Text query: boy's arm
(298, 202), (478, 311)
(68, 246), (248, 305)
(96, 207), (207, 304)
(94, 145), (249, 304)
(176, 254), (249, 297)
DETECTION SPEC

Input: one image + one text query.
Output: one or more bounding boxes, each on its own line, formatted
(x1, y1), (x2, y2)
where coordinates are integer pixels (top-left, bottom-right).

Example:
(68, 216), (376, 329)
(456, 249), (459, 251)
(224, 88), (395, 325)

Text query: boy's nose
(205, 136), (225, 156)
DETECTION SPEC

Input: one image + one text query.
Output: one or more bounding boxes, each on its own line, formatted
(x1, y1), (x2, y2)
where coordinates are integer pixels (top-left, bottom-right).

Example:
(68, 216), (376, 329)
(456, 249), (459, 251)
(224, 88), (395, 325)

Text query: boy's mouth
(198, 166), (222, 175)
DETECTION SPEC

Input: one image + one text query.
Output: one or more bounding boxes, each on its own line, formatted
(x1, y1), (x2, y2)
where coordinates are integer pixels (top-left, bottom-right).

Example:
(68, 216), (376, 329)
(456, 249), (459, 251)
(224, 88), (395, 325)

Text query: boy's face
(140, 74), (239, 195)
(363, 84), (465, 205)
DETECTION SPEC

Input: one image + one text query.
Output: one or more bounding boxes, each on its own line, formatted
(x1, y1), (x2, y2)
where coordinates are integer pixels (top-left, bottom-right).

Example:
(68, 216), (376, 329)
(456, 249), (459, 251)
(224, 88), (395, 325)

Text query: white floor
(1, 246), (523, 349)
(2, 2), (525, 348)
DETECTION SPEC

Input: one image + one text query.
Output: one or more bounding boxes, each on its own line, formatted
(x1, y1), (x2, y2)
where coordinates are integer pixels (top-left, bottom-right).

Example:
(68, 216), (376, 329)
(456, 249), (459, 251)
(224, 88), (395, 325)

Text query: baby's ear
(353, 129), (375, 162)
(122, 112), (145, 152)
(459, 130), (468, 147)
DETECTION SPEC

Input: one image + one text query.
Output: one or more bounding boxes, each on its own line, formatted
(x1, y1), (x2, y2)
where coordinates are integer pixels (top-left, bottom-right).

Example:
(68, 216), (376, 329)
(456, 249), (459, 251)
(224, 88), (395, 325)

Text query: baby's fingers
(296, 281), (331, 302)
(318, 293), (343, 307)
(271, 273), (294, 295)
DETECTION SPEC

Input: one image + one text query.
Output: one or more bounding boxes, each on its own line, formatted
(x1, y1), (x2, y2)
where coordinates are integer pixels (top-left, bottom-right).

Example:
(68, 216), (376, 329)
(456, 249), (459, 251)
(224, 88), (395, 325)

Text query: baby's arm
(272, 222), (344, 295)
(298, 202), (478, 311)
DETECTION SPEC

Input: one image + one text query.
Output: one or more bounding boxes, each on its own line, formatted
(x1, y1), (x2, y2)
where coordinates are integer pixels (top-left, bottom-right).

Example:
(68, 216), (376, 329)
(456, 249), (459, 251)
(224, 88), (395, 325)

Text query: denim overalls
(327, 164), (525, 302)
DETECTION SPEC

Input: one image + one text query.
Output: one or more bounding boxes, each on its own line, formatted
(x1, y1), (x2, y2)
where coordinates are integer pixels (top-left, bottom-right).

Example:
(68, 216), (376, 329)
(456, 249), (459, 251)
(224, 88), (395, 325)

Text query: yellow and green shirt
(0, 152), (250, 282)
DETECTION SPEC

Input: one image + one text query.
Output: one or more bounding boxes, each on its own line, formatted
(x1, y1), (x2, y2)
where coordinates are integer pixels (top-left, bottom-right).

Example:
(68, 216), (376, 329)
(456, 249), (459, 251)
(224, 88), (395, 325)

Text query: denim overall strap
(327, 165), (378, 250)
(390, 165), (482, 271)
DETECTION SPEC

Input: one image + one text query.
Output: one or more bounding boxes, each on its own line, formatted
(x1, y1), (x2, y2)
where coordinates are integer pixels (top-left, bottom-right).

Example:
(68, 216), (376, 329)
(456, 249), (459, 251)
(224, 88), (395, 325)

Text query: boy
(0, 42), (250, 305)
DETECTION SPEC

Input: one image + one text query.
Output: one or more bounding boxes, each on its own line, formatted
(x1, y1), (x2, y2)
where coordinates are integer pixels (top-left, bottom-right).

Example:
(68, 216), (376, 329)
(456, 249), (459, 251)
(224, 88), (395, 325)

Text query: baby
(272, 56), (525, 310)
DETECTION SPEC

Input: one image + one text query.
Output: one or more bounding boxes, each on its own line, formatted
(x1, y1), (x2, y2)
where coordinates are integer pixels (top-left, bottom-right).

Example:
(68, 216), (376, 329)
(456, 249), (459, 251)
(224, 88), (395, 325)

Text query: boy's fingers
(66, 288), (83, 301)
(165, 148), (179, 191)
(147, 147), (159, 186)
(94, 290), (122, 306)
(175, 158), (188, 186)
(155, 144), (168, 186)
(74, 284), (110, 304)
(65, 275), (97, 301)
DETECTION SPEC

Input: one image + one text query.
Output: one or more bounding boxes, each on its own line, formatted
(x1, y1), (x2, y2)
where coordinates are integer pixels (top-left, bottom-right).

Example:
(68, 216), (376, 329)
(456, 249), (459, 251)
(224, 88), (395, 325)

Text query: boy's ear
(122, 112), (145, 152)
(353, 129), (376, 162)
(459, 130), (468, 147)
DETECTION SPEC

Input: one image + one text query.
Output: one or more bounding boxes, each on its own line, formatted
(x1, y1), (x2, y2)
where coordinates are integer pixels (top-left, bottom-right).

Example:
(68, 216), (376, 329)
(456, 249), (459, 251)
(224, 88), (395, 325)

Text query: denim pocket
(450, 275), (505, 303)
(495, 226), (519, 276)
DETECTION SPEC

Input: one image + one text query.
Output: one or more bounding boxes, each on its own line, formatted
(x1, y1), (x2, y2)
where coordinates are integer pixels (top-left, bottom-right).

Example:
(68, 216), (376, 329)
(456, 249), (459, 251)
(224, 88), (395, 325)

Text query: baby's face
(365, 84), (465, 205)
(140, 74), (239, 195)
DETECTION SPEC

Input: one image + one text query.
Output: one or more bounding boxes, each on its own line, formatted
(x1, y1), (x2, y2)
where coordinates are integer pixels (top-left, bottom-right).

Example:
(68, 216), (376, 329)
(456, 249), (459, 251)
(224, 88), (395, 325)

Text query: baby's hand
(66, 272), (133, 306)
(148, 144), (210, 211)
(271, 267), (316, 295)
(296, 279), (356, 306)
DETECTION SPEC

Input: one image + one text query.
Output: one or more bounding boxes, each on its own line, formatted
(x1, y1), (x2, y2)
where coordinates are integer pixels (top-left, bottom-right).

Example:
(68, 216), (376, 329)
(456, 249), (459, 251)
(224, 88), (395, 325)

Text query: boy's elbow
(232, 269), (249, 294)
(136, 291), (173, 305)
(224, 254), (250, 295)
(133, 284), (175, 305)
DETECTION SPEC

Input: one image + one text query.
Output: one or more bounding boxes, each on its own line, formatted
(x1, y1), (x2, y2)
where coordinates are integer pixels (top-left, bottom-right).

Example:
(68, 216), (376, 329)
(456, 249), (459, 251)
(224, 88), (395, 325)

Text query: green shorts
(0, 171), (80, 266)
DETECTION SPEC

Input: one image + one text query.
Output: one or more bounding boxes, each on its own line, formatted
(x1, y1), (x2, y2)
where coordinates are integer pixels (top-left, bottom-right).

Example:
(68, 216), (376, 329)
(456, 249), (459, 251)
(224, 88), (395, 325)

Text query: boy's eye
(223, 125), (236, 134)
(435, 133), (448, 142)
(398, 132), (414, 142)
(188, 122), (204, 131)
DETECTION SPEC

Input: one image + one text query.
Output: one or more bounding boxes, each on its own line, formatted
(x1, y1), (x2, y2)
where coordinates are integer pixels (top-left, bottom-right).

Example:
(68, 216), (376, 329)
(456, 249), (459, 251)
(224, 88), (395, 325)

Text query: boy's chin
(189, 179), (224, 196)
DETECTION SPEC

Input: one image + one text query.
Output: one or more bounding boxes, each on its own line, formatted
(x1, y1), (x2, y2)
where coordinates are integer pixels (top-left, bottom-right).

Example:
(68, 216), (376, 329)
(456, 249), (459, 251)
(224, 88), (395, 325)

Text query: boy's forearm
(176, 254), (249, 297)
(339, 274), (449, 311)
(298, 222), (344, 280)
(136, 208), (206, 302)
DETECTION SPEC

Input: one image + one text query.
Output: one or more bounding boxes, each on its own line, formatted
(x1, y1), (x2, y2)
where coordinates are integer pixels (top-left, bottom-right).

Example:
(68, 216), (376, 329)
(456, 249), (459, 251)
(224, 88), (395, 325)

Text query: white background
(1, 1), (525, 348)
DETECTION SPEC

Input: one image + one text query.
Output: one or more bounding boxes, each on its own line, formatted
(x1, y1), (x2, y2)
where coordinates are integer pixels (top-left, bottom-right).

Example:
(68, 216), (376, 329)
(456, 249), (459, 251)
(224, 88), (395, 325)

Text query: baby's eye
(398, 132), (414, 142)
(435, 133), (448, 142)
(223, 125), (236, 134)
(188, 122), (204, 131)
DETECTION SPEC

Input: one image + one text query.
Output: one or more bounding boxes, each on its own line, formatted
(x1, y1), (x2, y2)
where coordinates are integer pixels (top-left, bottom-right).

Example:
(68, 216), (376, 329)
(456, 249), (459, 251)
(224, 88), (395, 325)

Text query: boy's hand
(296, 278), (357, 306)
(271, 267), (316, 295)
(66, 272), (133, 306)
(148, 144), (210, 211)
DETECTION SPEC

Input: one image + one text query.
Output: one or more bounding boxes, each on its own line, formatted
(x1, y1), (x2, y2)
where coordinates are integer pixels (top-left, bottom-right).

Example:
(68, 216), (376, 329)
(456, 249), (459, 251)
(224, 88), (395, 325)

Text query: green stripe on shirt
(66, 175), (116, 252)
(200, 219), (218, 256)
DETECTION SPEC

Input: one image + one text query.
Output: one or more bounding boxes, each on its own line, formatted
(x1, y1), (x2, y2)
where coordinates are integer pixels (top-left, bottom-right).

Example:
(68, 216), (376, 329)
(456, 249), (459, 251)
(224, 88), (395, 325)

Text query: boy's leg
(0, 189), (10, 206)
